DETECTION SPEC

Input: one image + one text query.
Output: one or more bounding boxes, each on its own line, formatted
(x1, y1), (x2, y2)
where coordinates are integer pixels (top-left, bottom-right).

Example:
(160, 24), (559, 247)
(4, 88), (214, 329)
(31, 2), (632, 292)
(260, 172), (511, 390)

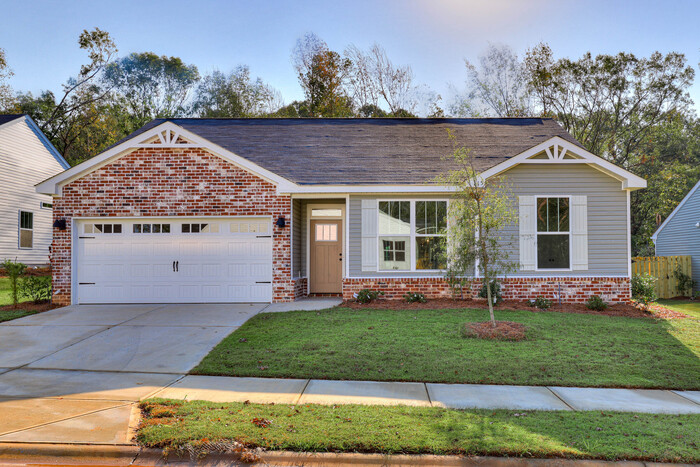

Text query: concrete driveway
(0, 303), (266, 445)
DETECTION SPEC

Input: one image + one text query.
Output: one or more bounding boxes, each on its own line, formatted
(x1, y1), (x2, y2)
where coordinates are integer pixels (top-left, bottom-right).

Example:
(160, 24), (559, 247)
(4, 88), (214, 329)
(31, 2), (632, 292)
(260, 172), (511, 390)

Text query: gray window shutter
(571, 195), (588, 270)
(519, 196), (536, 270)
(361, 199), (378, 271)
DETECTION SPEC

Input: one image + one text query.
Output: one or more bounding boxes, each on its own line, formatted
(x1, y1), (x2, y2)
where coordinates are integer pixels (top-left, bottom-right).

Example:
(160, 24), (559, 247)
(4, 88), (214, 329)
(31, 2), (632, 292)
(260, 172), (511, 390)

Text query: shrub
(1, 259), (27, 308)
(19, 275), (51, 303)
(586, 294), (608, 311)
(529, 296), (552, 310)
(631, 274), (657, 307)
(354, 289), (383, 304)
(404, 292), (427, 303)
(674, 265), (696, 298)
(478, 280), (502, 305)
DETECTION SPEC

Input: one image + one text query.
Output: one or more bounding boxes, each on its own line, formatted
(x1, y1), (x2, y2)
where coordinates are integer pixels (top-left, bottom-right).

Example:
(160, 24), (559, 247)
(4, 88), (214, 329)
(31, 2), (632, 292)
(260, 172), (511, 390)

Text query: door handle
(173, 261), (175, 272)
(176, 261), (179, 272)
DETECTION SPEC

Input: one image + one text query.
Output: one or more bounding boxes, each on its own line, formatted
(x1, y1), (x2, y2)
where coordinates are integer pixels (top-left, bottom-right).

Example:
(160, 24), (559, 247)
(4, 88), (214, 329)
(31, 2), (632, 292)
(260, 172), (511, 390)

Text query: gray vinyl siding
(655, 183), (700, 292)
(0, 118), (67, 265)
(348, 165), (630, 278)
(292, 199), (303, 278)
(501, 164), (629, 277)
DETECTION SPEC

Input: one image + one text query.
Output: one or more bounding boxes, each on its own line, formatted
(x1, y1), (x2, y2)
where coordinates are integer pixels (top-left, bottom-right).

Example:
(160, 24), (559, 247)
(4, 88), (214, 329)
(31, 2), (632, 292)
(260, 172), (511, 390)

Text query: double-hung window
(378, 200), (447, 271)
(536, 197), (570, 269)
(19, 211), (33, 249)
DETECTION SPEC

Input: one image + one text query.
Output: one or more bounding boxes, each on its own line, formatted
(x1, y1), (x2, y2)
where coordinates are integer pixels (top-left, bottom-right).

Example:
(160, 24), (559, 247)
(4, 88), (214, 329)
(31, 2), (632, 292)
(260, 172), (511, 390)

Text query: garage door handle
(256, 281), (271, 284)
(79, 236), (95, 239)
(176, 261), (179, 272)
(256, 235), (271, 238)
(79, 282), (95, 285)
(172, 261), (175, 272)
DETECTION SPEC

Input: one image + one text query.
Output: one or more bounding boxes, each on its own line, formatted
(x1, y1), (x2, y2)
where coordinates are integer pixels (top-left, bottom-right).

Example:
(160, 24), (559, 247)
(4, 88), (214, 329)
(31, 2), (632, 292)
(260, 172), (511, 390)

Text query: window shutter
(361, 199), (378, 271)
(518, 196), (536, 270)
(571, 195), (588, 270)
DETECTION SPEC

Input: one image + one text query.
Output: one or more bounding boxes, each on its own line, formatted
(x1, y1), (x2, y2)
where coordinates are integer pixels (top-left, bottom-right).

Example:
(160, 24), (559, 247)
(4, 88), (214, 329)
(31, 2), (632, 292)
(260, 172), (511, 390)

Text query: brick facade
(342, 276), (631, 303)
(51, 147), (294, 305)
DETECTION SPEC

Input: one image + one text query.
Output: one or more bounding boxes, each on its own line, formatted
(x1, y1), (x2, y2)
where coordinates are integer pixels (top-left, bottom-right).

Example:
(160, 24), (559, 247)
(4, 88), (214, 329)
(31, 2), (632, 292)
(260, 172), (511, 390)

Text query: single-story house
(652, 179), (700, 293)
(0, 114), (69, 266)
(36, 118), (646, 305)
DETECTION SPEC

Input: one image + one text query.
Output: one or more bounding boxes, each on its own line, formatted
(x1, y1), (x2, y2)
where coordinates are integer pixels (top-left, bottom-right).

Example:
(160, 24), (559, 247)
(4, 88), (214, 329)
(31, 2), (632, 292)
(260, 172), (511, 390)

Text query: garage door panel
(76, 218), (273, 304)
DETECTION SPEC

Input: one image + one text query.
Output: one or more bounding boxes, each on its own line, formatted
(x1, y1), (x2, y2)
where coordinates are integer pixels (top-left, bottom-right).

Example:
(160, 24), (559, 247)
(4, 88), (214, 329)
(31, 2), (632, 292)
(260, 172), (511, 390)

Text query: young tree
(453, 44), (531, 117)
(193, 66), (281, 117)
(103, 52), (200, 132)
(438, 132), (517, 326)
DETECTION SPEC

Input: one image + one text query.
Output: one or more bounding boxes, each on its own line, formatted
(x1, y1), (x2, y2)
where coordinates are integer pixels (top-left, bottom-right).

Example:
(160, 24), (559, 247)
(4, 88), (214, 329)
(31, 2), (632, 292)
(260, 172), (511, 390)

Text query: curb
(0, 443), (142, 464)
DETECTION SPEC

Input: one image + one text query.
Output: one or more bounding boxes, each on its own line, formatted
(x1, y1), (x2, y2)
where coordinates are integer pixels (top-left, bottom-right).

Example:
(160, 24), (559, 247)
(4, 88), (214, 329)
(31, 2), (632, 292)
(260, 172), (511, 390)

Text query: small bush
(19, 275), (51, 303)
(631, 274), (657, 307)
(674, 265), (696, 298)
(586, 294), (608, 311)
(354, 289), (384, 304)
(1, 259), (27, 308)
(404, 292), (427, 303)
(529, 296), (552, 310)
(478, 280), (502, 304)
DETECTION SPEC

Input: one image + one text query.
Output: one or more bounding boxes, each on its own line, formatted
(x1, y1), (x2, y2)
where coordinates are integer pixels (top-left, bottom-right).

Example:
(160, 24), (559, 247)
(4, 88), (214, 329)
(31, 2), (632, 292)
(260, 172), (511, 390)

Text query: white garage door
(75, 218), (272, 304)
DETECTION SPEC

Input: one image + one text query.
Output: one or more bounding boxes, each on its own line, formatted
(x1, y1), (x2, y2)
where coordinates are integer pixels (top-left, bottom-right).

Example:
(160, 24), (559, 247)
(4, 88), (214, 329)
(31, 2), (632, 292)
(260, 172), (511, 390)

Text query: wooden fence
(631, 255), (693, 299)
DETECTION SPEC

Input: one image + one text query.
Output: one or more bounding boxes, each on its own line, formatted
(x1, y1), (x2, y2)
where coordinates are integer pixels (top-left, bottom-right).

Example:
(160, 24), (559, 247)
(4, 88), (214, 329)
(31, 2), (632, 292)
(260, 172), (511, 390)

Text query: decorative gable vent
(136, 129), (197, 148)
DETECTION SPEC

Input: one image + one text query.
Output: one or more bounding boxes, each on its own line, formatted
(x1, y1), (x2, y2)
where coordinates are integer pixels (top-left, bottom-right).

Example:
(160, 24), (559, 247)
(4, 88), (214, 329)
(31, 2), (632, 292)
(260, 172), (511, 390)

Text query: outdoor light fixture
(275, 216), (286, 228)
(53, 219), (67, 230)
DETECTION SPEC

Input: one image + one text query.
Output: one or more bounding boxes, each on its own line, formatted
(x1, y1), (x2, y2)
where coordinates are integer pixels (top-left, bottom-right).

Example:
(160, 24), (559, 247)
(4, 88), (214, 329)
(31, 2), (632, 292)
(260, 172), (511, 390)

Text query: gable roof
(108, 118), (583, 185)
(652, 179), (700, 241)
(0, 114), (69, 169)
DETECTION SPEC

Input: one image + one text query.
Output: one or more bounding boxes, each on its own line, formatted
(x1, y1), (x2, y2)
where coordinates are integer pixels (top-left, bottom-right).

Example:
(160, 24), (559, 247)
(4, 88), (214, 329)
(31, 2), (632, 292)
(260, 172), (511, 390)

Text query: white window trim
(18, 210), (34, 250)
(376, 199), (449, 273)
(534, 195), (573, 272)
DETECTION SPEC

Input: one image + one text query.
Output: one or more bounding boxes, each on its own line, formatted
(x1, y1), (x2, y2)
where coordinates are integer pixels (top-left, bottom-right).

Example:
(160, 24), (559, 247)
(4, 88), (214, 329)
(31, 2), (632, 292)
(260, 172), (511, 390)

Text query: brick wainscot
(342, 277), (631, 304)
(51, 147), (296, 305)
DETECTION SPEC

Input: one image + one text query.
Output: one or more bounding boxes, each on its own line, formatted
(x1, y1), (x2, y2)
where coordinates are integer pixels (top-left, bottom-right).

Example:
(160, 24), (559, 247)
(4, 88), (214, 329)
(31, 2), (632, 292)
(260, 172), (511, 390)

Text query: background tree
(452, 44), (531, 117)
(103, 52), (200, 132)
(438, 132), (517, 326)
(193, 66), (281, 117)
(292, 33), (353, 117)
(14, 28), (118, 164)
(0, 48), (15, 111)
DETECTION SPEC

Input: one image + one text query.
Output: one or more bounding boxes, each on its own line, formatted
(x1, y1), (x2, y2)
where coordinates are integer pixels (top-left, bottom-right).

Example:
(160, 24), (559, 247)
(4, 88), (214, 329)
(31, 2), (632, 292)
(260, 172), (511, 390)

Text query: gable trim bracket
(477, 136), (647, 191)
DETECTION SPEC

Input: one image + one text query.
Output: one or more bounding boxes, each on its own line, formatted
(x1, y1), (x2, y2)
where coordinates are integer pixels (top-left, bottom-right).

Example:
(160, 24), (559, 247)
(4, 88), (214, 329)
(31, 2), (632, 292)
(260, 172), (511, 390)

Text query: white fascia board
(651, 179), (700, 241)
(36, 121), (298, 196)
(478, 136), (647, 190)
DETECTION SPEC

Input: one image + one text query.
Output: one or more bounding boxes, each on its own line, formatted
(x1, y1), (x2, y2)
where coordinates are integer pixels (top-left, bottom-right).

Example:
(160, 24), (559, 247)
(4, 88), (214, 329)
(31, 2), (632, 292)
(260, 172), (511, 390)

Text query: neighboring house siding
(655, 184), (700, 292)
(348, 165), (629, 278)
(0, 118), (67, 265)
(502, 164), (629, 277)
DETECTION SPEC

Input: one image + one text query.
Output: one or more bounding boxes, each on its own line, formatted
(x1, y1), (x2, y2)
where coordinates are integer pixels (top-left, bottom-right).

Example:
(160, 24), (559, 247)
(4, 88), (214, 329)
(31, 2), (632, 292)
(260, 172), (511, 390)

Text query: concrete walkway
(153, 375), (700, 414)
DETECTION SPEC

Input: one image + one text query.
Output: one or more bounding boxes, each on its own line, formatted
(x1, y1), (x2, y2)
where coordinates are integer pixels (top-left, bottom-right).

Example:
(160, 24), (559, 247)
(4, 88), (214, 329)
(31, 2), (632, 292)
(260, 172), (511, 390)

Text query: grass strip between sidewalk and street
(138, 399), (700, 463)
(192, 307), (700, 389)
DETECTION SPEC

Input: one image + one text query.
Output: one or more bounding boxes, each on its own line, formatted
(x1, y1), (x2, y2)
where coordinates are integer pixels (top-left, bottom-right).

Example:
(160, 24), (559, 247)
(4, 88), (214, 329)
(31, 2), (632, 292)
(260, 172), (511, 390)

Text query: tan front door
(310, 220), (343, 293)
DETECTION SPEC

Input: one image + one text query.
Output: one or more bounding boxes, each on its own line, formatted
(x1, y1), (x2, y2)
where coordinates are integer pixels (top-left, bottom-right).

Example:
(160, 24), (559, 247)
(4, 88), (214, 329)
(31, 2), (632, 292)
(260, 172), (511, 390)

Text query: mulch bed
(341, 298), (690, 319)
(0, 266), (51, 277)
(0, 302), (59, 313)
(463, 321), (527, 341)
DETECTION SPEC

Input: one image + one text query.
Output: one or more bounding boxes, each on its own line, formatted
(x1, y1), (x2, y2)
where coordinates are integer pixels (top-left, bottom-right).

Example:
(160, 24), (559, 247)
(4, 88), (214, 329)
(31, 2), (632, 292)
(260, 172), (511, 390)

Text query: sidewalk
(153, 375), (700, 413)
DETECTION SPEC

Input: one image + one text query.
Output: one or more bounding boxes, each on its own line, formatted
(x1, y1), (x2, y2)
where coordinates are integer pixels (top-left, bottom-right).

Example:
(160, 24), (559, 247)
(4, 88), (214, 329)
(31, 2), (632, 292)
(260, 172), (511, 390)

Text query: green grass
(138, 399), (700, 463)
(193, 308), (700, 389)
(656, 299), (700, 319)
(0, 277), (19, 306)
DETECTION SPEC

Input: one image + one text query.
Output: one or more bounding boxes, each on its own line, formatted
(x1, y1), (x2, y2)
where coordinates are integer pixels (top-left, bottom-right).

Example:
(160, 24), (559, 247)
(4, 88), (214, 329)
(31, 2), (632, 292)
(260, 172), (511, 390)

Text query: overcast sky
(2, 0), (699, 111)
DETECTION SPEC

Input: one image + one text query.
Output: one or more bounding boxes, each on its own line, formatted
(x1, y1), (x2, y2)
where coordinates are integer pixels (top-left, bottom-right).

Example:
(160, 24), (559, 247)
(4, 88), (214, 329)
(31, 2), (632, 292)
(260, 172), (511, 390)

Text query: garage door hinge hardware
(79, 236), (95, 239)
(256, 281), (272, 284)
(79, 282), (96, 285)
(256, 235), (272, 238)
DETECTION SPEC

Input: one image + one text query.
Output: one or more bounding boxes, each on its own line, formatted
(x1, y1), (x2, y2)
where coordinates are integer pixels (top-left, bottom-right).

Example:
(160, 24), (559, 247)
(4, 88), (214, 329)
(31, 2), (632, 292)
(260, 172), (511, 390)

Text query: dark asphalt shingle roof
(113, 118), (584, 185)
(0, 114), (24, 126)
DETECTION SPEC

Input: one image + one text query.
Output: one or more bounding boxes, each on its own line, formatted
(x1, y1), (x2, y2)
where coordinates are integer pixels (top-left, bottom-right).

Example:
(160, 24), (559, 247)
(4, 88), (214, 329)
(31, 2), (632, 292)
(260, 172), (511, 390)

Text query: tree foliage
(437, 131), (517, 325)
(0, 48), (15, 111)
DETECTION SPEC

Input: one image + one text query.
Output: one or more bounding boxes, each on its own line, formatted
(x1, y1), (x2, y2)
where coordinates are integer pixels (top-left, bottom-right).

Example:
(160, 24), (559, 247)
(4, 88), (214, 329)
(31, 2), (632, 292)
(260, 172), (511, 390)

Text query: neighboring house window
(40, 202), (53, 209)
(378, 200), (447, 271)
(536, 197), (570, 269)
(19, 211), (33, 248)
(133, 223), (171, 233)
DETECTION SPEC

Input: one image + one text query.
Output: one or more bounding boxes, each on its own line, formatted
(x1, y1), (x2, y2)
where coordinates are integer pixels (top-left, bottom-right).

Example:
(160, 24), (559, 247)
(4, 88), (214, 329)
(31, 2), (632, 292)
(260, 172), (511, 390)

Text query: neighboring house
(36, 118), (645, 306)
(652, 179), (700, 293)
(0, 114), (69, 266)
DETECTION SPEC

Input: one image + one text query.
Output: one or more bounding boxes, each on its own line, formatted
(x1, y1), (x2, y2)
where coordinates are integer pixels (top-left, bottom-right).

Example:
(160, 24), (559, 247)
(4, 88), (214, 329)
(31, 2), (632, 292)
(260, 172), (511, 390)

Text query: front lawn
(656, 299), (700, 319)
(0, 276), (54, 322)
(138, 399), (700, 463)
(193, 308), (700, 389)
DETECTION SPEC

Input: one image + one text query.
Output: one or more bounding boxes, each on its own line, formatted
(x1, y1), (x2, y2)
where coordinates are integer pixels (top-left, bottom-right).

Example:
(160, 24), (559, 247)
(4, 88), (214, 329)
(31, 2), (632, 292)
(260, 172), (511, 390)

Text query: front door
(310, 220), (343, 293)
